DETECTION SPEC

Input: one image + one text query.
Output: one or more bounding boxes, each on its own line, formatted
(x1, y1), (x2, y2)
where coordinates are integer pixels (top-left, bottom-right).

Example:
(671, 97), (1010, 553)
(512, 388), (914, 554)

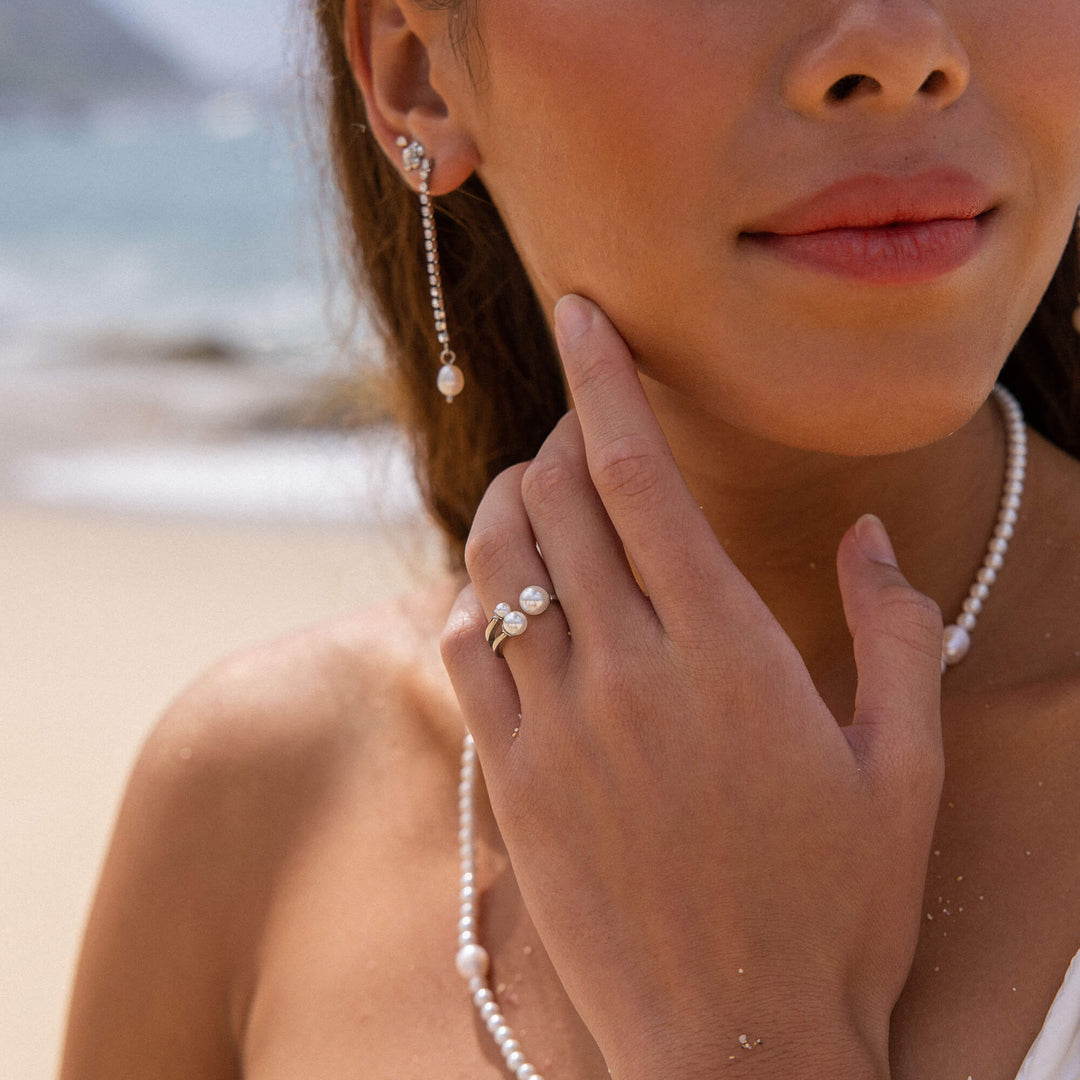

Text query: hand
(441, 295), (944, 1079)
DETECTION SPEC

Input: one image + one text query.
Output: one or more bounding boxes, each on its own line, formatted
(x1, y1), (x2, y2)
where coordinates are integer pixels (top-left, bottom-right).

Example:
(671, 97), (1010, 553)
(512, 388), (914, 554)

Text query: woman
(61, 1), (1080, 1078)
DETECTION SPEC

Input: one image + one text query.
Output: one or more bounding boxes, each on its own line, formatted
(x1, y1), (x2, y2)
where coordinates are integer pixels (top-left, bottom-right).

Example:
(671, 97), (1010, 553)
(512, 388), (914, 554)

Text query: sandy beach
(3, 501), (445, 1079)
(0, 101), (454, 1077)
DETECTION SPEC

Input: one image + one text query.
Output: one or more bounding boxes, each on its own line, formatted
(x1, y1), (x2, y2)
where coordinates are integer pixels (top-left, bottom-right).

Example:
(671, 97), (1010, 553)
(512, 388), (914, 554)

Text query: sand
(2, 502), (445, 1079)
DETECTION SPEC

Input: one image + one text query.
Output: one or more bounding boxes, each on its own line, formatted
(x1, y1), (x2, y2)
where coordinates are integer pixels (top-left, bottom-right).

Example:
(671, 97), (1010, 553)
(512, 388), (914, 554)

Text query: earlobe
(343, 0), (478, 195)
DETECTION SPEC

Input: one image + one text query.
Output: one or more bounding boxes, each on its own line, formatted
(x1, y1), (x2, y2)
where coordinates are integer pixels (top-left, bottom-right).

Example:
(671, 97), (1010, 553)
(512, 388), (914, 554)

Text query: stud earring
(397, 135), (464, 402)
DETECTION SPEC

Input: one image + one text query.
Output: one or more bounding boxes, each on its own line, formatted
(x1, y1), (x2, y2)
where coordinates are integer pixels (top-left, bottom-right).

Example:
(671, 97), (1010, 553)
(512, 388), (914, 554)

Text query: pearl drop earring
(397, 135), (465, 403)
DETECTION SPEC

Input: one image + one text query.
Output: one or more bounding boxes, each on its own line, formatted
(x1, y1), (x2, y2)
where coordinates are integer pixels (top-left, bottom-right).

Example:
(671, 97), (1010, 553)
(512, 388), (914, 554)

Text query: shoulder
(144, 572), (465, 788)
(60, 575), (466, 1078)
(127, 574), (468, 882)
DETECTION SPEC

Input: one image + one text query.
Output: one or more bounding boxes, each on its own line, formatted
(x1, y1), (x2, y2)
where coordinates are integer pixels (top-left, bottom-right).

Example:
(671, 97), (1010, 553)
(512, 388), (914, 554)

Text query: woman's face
(443, 0), (1080, 454)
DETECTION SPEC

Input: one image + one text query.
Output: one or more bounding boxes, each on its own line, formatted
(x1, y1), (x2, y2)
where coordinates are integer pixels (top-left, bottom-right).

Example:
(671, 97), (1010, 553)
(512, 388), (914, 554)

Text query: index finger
(553, 294), (754, 633)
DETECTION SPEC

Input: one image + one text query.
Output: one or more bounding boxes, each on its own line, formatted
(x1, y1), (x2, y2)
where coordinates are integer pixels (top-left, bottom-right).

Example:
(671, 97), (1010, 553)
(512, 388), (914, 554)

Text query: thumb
(836, 514), (944, 776)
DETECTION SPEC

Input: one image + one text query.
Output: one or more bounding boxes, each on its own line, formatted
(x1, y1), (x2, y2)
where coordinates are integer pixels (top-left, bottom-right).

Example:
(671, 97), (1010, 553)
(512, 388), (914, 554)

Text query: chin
(729, 311), (1010, 455)
(744, 372), (1000, 457)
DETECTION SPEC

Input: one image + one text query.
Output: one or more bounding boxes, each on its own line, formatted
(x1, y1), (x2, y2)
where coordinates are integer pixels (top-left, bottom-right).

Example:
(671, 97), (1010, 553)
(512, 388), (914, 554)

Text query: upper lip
(742, 167), (994, 235)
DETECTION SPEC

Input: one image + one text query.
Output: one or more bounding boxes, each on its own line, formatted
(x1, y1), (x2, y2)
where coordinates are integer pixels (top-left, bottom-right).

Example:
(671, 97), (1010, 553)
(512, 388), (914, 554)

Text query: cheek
(967, 0), (1080, 194)
(474, 1), (766, 300)
(960, 0), (1080, 359)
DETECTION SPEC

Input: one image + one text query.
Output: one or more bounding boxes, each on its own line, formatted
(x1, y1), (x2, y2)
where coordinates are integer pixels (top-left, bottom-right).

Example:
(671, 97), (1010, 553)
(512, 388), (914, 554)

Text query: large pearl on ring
(519, 586), (551, 615)
(502, 611), (528, 636)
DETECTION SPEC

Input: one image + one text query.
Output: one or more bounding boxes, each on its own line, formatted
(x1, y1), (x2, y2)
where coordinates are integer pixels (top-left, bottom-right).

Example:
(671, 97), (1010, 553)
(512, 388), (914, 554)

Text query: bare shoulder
(60, 573), (466, 1080)
(147, 573), (463, 775)
(116, 572), (466, 861)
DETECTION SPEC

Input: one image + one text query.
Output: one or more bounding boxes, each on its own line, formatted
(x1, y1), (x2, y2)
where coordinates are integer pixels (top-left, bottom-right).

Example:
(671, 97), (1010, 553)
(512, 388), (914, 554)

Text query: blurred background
(1, 2), (443, 1075)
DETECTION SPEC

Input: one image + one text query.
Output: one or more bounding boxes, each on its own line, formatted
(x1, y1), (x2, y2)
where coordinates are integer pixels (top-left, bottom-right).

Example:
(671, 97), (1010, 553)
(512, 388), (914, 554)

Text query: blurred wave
(0, 106), (415, 524)
(0, 108), (335, 364)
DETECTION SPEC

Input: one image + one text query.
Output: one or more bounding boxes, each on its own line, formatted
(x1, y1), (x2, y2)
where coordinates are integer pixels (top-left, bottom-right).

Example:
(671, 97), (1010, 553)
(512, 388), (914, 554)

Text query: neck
(640, 376), (1007, 719)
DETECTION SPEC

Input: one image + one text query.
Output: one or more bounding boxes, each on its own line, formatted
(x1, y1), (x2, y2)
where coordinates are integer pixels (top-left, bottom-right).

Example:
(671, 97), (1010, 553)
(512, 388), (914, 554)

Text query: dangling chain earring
(397, 135), (465, 402)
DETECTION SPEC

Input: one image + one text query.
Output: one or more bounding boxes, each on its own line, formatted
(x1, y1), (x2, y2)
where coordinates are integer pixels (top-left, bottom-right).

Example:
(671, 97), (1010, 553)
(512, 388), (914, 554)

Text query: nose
(781, 0), (971, 118)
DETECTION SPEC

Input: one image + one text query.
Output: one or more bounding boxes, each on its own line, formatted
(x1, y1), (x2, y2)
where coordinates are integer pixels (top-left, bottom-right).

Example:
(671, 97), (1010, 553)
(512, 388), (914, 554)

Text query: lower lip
(744, 217), (987, 283)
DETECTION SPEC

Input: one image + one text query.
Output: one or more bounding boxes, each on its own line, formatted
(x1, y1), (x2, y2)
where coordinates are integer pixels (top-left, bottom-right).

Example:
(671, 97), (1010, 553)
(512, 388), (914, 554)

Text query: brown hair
(309, 0), (1080, 567)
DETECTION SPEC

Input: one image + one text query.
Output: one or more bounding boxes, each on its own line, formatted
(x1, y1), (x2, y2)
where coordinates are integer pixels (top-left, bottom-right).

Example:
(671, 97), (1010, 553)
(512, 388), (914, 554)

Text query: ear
(343, 0), (479, 196)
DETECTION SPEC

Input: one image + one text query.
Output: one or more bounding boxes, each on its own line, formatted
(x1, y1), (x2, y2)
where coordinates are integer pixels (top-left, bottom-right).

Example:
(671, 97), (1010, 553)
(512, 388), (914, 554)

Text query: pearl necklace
(454, 384), (1026, 1079)
(941, 385), (1027, 668)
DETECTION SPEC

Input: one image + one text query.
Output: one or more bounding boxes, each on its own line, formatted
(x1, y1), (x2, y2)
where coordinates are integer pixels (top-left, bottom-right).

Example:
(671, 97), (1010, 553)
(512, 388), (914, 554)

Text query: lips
(741, 167), (995, 283)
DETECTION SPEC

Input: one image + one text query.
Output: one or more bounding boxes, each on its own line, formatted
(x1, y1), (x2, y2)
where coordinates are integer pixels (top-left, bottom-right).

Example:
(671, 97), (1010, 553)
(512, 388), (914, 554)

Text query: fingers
(553, 295), (758, 636)
(836, 514), (944, 789)
(441, 464), (560, 766)
(460, 462), (572, 691)
(440, 581), (523, 762)
(519, 411), (659, 649)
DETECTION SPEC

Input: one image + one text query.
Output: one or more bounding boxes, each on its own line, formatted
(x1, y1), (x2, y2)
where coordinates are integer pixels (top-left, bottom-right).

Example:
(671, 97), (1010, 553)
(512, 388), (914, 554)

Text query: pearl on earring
(397, 135), (464, 403)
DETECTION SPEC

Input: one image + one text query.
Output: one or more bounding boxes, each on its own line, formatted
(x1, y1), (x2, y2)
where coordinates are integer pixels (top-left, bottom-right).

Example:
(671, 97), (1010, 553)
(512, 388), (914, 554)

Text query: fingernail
(855, 513), (898, 568)
(554, 294), (592, 346)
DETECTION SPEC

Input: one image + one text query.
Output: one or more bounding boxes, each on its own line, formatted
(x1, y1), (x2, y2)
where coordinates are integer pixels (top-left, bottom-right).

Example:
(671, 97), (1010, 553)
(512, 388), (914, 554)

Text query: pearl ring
(486, 586), (557, 656)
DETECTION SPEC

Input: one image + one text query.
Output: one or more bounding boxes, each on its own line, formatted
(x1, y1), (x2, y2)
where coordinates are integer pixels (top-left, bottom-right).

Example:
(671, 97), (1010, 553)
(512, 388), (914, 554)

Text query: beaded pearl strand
(455, 384), (1025, 1077)
(454, 734), (546, 1079)
(940, 384), (1026, 670)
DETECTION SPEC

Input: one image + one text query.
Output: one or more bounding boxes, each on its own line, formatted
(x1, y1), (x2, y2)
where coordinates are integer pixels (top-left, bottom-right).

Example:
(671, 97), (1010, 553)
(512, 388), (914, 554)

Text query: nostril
(828, 74), (871, 101)
(920, 69), (948, 94)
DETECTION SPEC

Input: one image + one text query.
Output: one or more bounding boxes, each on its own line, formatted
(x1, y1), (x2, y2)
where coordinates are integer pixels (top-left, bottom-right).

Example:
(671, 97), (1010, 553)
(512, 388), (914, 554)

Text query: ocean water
(0, 101), (421, 524)
(0, 98), (339, 363)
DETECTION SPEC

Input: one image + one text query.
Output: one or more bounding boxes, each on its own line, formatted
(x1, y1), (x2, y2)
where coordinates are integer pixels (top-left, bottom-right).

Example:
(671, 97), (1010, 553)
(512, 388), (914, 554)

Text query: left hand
(441, 295), (944, 1079)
